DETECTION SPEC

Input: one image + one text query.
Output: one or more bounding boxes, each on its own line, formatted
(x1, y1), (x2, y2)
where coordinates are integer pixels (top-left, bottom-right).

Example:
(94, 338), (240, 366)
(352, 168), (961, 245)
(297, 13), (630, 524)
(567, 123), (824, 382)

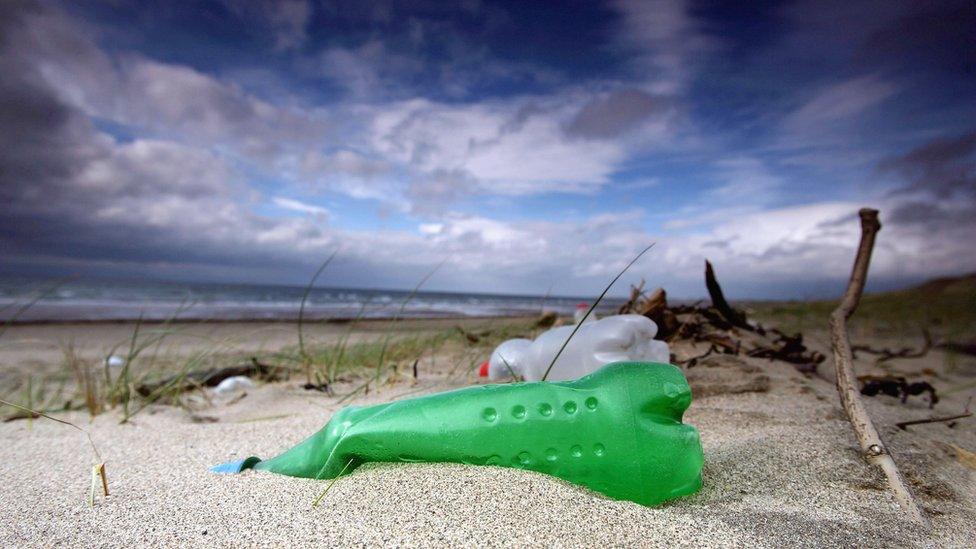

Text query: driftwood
(617, 282), (680, 339)
(135, 358), (281, 397)
(617, 267), (823, 372)
(642, 288), (680, 339)
(747, 329), (825, 372)
(828, 208), (928, 526)
(705, 260), (751, 330)
(617, 279), (646, 315)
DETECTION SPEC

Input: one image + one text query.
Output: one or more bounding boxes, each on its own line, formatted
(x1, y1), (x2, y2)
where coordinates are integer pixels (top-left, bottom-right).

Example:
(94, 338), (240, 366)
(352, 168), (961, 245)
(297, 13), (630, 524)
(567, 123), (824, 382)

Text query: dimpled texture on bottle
(229, 362), (703, 506)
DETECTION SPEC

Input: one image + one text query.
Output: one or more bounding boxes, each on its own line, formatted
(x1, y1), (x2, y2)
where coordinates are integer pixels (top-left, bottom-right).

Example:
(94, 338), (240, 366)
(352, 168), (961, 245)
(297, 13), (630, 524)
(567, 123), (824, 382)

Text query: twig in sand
(828, 208), (928, 527)
(0, 398), (109, 506)
(898, 397), (972, 430)
(541, 243), (655, 381)
(897, 412), (973, 430)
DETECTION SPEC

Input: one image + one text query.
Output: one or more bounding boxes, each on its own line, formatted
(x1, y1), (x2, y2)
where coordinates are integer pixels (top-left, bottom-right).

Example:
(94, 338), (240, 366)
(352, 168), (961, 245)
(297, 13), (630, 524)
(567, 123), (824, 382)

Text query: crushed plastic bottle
(211, 361), (703, 507)
(482, 314), (670, 381)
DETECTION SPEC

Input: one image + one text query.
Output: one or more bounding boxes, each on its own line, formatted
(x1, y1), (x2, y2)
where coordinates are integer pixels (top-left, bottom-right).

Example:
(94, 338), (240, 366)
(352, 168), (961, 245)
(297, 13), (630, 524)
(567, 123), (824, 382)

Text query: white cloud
(77, 139), (234, 198)
(418, 223), (443, 235)
(369, 97), (627, 195)
(273, 197), (330, 217)
(782, 74), (897, 136)
(709, 157), (785, 201)
(611, 0), (715, 95)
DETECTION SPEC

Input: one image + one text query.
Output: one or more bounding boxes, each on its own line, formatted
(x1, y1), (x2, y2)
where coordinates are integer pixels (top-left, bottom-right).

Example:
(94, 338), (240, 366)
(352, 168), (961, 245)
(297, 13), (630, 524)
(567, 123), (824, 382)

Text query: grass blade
(540, 243), (656, 381)
(0, 397), (109, 506)
(312, 458), (355, 507)
(368, 260), (446, 388)
(299, 249), (340, 384)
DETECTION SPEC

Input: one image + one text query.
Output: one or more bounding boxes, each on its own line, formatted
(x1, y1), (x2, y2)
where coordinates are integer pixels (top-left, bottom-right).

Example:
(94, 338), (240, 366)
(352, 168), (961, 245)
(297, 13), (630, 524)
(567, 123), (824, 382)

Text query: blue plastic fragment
(209, 456), (261, 474)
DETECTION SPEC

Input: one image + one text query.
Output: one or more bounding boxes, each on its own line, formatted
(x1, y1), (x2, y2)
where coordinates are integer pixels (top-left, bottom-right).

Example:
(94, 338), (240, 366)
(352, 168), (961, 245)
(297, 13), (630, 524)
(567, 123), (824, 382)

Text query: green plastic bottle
(213, 362), (703, 506)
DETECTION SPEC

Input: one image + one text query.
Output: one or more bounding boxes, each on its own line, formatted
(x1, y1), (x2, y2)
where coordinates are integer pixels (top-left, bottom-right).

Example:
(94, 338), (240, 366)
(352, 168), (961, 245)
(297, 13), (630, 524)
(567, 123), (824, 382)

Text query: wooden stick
(829, 208), (928, 527)
(896, 412), (972, 430)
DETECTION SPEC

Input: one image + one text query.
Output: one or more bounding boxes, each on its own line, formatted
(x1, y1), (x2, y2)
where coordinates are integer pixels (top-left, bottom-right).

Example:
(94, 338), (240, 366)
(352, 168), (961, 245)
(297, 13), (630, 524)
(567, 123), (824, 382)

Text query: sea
(0, 274), (626, 323)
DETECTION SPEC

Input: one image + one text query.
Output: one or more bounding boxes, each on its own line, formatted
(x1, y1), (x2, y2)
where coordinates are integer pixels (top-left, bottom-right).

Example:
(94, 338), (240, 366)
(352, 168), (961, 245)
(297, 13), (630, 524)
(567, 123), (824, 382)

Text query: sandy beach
(4, 0), (974, 545)
(1, 317), (974, 547)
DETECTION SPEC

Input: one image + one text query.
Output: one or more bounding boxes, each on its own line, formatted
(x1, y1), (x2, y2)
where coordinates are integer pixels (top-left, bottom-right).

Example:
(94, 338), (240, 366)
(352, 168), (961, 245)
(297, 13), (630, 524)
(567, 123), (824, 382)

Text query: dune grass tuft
(0, 398), (109, 507)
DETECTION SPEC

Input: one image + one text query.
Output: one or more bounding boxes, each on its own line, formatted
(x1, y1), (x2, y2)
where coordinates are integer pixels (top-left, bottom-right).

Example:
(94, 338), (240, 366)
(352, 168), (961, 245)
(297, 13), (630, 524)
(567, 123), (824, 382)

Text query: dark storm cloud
(0, 1), (325, 279)
(879, 131), (976, 233)
(0, 2), (104, 217)
(881, 131), (976, 198)
(857, 0), (976, 75)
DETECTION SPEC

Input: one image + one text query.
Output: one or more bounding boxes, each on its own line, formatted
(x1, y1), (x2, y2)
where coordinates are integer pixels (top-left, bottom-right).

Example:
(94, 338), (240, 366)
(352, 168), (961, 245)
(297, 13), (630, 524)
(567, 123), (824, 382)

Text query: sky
(1, 0), (975, 299)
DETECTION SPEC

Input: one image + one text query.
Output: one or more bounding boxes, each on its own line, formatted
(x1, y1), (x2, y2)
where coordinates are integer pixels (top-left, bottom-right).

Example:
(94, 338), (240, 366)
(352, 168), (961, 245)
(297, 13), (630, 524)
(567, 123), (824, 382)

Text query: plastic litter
(212, 375), (254, 396)
(481, 314), (670, 381)
(573, 302), (595, 324)
(104, 355), (125, 368)
(211, 361), (703, 507)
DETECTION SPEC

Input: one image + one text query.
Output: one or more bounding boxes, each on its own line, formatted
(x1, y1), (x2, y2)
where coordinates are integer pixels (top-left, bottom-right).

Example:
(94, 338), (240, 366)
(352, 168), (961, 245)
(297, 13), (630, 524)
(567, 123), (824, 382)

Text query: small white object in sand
(212, 376), (255, 396)
(105, 355), (125, 368)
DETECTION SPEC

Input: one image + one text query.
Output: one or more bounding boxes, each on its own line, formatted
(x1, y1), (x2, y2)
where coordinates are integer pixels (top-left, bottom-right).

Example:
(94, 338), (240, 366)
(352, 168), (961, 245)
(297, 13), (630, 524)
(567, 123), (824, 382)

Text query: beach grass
(0, 315), (540, 422)
(745, 274), (976, 338)
(6, 272), (970, 421)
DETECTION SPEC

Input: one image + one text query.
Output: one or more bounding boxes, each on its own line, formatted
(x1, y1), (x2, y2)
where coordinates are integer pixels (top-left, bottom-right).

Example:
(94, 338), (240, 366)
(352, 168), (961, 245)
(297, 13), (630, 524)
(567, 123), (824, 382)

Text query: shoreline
(0, 313), (541, 327)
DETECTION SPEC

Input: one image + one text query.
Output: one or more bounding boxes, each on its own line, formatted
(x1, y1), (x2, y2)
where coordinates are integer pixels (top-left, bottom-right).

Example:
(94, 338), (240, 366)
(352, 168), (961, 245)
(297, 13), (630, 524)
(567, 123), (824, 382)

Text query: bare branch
(829, 208), (928, 527)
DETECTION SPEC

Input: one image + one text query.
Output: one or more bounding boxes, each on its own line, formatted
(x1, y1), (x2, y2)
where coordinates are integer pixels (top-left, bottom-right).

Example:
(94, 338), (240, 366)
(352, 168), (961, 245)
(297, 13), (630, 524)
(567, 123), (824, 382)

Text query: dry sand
(1, 322), (974, 547)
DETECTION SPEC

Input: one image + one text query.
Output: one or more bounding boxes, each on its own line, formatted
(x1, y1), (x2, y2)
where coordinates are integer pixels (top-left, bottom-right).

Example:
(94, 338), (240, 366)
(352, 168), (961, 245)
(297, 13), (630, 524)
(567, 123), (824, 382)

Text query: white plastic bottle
(480, 314), (671, 381)
(479, 338), (533, 379)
